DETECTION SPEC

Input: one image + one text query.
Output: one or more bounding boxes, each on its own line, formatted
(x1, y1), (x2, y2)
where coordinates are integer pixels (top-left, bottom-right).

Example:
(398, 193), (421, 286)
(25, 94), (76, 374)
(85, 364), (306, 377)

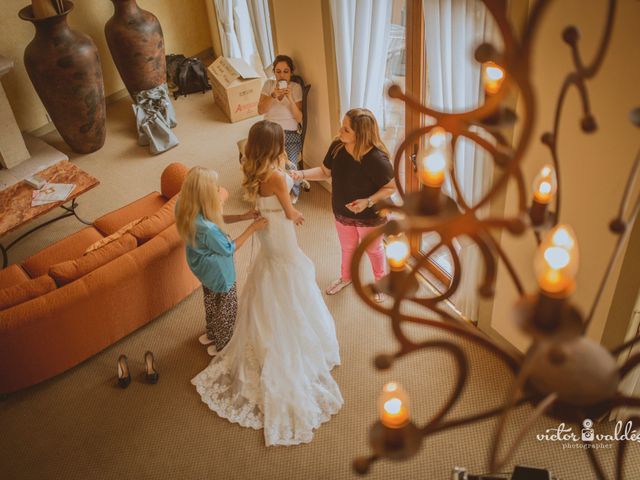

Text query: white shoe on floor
(199, 333), (214, 346)
(207, 345), (218, 356)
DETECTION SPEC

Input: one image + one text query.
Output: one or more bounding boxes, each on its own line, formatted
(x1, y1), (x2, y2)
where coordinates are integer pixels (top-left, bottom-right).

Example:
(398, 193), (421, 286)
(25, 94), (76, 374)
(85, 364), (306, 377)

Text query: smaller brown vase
(19, 1), (106, 154)
(105, 0), (166, 97)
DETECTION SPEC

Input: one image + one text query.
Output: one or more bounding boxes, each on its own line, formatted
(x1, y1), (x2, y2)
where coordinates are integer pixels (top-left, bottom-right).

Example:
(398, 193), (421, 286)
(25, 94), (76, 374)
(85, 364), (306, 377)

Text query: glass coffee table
(0, 161), (99, 268)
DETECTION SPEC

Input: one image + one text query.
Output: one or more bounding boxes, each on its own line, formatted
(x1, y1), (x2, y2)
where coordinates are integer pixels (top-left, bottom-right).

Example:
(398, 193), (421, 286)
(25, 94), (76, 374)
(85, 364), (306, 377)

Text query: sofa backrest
(129, 195), (179, 245)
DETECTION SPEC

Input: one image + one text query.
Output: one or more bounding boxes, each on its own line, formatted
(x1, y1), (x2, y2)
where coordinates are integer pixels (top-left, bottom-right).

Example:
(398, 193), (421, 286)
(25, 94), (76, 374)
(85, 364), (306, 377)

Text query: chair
(289, 74), (311, 170)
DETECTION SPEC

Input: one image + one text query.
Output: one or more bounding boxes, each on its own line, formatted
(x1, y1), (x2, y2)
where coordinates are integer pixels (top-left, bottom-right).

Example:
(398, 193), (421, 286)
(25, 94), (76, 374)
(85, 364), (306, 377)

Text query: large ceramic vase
(105, 0), (166, 98)
(19, 1), (106, 154)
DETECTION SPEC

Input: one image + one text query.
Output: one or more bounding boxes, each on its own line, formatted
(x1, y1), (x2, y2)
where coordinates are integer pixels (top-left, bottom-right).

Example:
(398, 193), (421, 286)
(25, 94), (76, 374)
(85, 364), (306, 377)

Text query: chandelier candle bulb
(482, 61), (505, 95)
(534, 224), (579, 296)
(419, 127), (448, 188)
(385, 234), (410, 271)
(378, 382), (410, 428)
(530, 164), (558, 225)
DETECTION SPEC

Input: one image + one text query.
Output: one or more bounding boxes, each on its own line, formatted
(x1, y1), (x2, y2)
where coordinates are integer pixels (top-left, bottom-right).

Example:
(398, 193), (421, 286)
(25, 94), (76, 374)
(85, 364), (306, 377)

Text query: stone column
(0, 55), (30, 169)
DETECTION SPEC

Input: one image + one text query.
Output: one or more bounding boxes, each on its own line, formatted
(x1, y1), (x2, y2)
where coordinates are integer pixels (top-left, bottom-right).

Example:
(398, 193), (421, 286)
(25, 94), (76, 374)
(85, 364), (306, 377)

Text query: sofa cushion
(0, 275), (56, 310)
(161, 162), (188, 199)
(129, 195), (179, 245)
(49, 234), (137, 287)
(93, 192), (166, 236)
(22, 227), (104, 278)
(85, 217), (146, 254)
(0, 264), (30, 290)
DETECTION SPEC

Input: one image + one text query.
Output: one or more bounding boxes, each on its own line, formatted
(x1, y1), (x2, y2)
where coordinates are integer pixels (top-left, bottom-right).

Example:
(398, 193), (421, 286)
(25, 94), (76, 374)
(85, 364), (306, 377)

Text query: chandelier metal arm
(488, 346), (544, 472)
(392, 310), (521, 372)
(608, 394), (640, 409)
(611, 331), (640, 357)
(489, 391), (559, 473)
(614, 150), (640, 223)
(619, 353), (640, 379)
(582, 0), (618, 78)
(395, 340), (469, 433)
(585, 441), (608, 480)
(469, 231), (499, 296)
(427, 393), (536, 436)
(391, 124), (434, 198)
(480, 226), (526, 296)
(616, 415), (640, 480)
(388, 83), (508, 128)
(353, 1), (637, 477)
(521, 0), (553, 62)
(455, 129), (530, 216)
(584, 197), (640, 331)
(540, 0), (617, 227)
(411, 242), (461, 305)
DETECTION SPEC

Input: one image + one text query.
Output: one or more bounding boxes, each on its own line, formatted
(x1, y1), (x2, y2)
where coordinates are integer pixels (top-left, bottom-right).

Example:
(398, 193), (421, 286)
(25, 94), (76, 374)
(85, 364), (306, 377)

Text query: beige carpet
(0, 93), (638, 480)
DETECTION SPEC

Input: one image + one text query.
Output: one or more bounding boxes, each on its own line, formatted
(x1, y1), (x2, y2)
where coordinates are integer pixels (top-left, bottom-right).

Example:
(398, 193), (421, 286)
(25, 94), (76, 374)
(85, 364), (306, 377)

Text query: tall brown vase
(19, 1), (106, 154)
(104, 0), (166, 98)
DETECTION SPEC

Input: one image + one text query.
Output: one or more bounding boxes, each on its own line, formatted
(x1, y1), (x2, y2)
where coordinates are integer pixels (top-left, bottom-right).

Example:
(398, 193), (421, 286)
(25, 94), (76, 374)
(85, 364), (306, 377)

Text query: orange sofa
(0, 163), (226, 394)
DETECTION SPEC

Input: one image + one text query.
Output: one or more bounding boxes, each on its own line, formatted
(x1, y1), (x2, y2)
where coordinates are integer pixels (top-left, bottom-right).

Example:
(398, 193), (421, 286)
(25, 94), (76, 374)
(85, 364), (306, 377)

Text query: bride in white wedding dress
(191, 120), (343, 446)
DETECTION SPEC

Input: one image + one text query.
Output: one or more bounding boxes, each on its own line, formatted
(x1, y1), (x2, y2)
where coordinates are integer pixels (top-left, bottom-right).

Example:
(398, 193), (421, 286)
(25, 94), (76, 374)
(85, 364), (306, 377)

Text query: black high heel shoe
(144, 351), (159, 384)
(117, 355), (131, 389)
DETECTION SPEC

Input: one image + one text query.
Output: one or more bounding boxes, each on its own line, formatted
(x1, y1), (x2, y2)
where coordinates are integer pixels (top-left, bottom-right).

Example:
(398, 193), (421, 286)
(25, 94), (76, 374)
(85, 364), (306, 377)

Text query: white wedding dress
(191, 173), (343, 446)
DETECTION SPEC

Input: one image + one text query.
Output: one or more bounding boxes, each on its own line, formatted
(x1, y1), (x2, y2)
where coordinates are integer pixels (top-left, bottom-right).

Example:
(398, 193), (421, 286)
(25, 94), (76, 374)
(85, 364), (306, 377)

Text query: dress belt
(260, 208), (283, 213)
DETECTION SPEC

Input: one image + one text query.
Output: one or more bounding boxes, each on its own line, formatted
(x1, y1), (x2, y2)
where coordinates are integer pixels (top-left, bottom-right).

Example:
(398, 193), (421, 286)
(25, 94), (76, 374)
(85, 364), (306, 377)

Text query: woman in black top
(293, 108), (396, 300)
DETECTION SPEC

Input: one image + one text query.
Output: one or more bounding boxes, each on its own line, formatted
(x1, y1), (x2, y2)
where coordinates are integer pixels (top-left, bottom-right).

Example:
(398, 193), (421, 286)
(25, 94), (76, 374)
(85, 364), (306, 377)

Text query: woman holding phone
(258, 54), (305, 202)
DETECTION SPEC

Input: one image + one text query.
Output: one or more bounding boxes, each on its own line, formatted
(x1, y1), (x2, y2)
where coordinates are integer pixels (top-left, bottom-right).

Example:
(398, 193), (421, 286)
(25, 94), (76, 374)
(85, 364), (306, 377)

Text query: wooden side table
(0, 161), (99, 268)
(0, 55), (30, 169)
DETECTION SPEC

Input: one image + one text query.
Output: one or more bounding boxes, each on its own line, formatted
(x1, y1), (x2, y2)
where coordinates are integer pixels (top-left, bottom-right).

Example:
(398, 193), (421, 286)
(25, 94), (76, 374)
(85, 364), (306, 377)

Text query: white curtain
(213, 0), (265, 75)
(329, 0), (392, 121)
(246, 0), (275, 72)
(423, 0), (500, 321)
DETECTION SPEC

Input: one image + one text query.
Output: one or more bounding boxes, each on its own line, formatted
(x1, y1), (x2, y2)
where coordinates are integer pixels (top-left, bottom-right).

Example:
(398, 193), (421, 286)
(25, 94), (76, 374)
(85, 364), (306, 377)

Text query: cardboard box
(207, 57), (263, 123)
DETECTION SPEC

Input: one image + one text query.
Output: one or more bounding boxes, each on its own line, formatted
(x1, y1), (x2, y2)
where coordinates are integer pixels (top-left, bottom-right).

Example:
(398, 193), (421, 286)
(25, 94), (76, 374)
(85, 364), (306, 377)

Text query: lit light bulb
(483, 61), (505, 95)
(419, 128), (449, 188)
(534, 224), (579, 295)
(428, 127), (447, 148)
(385, 234), (410, 271)
(378, 382), (410, 428)
(532, 164), (557, 204)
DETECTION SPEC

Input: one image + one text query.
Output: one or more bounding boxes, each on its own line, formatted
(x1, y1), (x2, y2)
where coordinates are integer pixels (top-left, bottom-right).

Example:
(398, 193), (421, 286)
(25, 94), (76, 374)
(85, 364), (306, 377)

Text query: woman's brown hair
(242, 120), (286, 202)
(273, 54), (295, 73)
(333, 108), (390, 161)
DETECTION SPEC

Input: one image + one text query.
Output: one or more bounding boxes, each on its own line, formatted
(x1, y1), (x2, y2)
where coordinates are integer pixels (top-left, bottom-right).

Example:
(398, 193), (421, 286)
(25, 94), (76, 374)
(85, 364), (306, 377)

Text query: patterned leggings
(284, 130), (302, 197)
(202, 283), (238, 352)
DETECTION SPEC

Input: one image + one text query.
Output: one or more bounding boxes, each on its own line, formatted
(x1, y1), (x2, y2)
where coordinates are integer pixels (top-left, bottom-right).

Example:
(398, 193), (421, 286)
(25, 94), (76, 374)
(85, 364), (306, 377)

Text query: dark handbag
(165, 55), (211, 100)
(166, 54), (187, 89)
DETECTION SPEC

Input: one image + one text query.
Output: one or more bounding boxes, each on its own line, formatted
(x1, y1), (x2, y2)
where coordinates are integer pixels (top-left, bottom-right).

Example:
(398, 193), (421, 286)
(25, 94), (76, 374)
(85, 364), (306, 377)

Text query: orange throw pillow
(0, 275), (56, 310)
(49, 234), (137, 287)
(129, 195), (179, 244)
(84, 217), (146, 254)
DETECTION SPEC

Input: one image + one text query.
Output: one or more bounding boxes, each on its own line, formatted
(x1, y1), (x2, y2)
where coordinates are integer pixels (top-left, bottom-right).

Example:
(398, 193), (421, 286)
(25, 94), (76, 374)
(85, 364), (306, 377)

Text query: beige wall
(482, 0), (640, 351)
(270, 0), (339, 172)
(0, 0), (211, 133)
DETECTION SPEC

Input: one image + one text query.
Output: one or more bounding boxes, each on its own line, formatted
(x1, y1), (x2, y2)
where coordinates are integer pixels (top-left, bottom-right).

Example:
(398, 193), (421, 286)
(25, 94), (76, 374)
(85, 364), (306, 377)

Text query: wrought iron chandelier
(351, 0), (640, 478)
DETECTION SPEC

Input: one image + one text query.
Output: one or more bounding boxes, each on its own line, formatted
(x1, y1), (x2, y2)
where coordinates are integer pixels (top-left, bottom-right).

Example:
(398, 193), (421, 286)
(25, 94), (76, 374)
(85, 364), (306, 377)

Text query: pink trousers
(335, 220), (386, 281)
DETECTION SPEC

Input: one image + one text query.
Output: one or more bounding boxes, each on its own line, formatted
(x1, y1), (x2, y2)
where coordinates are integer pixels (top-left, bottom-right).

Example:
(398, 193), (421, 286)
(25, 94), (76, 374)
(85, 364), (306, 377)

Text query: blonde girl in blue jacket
(176, 167), (267, 355)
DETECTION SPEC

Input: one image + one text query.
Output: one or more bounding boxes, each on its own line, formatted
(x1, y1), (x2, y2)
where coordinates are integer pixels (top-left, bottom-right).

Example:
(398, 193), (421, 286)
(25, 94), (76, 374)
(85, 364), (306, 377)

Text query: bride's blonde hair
(175, 167), (225, 246)
(242, 120), (286, 203)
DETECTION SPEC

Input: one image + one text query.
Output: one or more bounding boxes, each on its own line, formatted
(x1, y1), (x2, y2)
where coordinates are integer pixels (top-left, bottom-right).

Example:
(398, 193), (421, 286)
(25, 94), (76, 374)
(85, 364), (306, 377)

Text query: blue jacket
(185, 214), (236, 292)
